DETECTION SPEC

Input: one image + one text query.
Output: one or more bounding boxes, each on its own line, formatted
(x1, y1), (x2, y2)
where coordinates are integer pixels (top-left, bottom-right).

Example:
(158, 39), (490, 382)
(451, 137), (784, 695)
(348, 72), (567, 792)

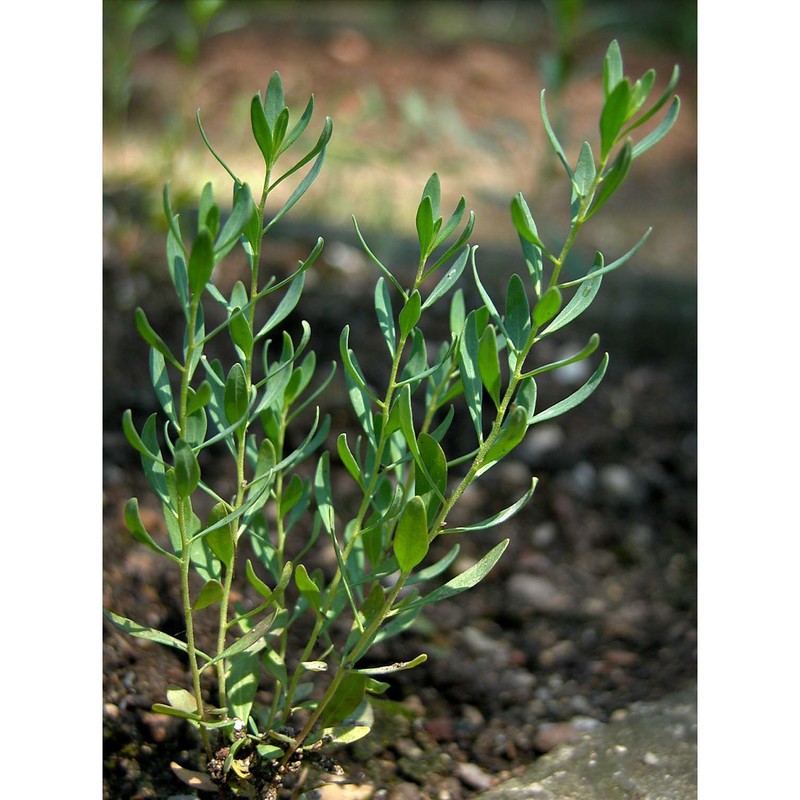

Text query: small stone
(643, 751), (660, 765)
(533, 721), (582, 752)
(532, 521), (557, 548)
(598, 464), (646, 505)
(455, 761), (493, 791)
(507, 574), (570, 613)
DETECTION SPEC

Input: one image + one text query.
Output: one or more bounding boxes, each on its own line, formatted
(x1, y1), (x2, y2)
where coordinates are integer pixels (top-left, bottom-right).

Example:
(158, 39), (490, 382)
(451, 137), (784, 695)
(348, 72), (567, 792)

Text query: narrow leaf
(459, 310), (483, 442)
(374, 277), (396, 357)
(355, 653), (428, 675)
(193, 579), (224, 610)
(409, 539), (510, 607)
(202, 611), (276, 669)
(103, 609), (209, 660)
(398, 290), (422, 339)
(174, 439), (200, 497)
(224, 363), (249, 428)
(135, 308), (181, 370)
(188, 228), (215, 297)
(319, 672), (367, 728)
(394, 496), (429, 574)
(124, 498), (178, 562)
(541, 253), (603, 336)
(532, 286), (563, 328)
(531, 353), (609, 423)
(421, 245), (469, 311)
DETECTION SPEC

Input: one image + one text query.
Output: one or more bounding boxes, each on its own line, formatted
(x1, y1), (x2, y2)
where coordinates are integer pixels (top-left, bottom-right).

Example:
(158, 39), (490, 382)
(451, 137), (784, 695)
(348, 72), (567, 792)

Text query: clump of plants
(106, 41), (679, 798)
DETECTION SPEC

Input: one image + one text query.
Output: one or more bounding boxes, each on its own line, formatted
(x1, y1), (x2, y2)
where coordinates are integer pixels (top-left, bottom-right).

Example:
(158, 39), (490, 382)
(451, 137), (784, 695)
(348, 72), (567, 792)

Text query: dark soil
(103, 7), (696, 799)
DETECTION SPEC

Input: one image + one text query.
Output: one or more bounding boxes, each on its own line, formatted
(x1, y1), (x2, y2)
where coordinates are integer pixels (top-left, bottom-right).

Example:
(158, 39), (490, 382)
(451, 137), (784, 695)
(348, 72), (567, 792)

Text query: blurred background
(103, 0), (696, 279)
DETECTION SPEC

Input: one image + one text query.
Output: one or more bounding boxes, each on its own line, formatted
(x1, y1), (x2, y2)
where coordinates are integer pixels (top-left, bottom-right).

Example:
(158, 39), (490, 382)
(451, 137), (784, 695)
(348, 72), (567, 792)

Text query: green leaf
(202, 611), (276, 670)
(264, 71), (285, 128)
(531, 353), (609, 423)
(251, 92), (274, 165)
(539, 90), (573, 178)
(295, 563), (321, 611)
(600, 79), (632, 158)
(193, 579), (224, 610)
(228, 307), (254, 360)
(166, 221), (189, 310)
(319, 672), (368, 728)
(135, 308), (181, 370)
(188, 227), (215, 297)
(421, 172), (441, 218)
(124, 498), (178, 562)
(602, 40), (624, 98)
(355, 653), (428, 675)
(523, 333), (600, 379)
(186, 381), (212, 416)
(256, 269), (308, 339)
(337, 433), (365, 491)
(622, 64), (680, 138)
(103, 609), (209, 661)
(205, 502), (235, 567)
(245, 560), (273, 602)
(374, 277), (396, 358)
(516, 375), (537, 424)
(511, 193), (547, 252)
(352, 216), (406, 297)
(279, 94), (314, 156)
(558, 230), (650, 289)
(476, 405), (529, 477)
(321, 724), (372, 745)
(416, 194), (435, 257)
(174, 439), (200, 497)
(150, 703), (202, 722)
(477, 325), (501, 409)
(532, 286), (562, 328)
(447, 479), (537, 534)
(167, 686), (198, 714)
(409, 539), (510, 607)
(421, 245), (469, 311)
(416, 432), (448, 512)
(631, 97), (680, 159)
(215, 183), (255, 261)
(314, 452), (336, 535)
(224, 363), (249, 428)
(432, 195), (465, 250)
(585, 139), (633, 220)
(398, 290), (422, 339)
(541, 253), (603, 336)
(394, 496), (429, 574)
(628, 69), (656, 116)
(504, 273), (531, 353)
(264, 120), (332, 232)
(573, 141), (596, 200)
(226, 649), (260, 724)
(459, 310), (483, 442)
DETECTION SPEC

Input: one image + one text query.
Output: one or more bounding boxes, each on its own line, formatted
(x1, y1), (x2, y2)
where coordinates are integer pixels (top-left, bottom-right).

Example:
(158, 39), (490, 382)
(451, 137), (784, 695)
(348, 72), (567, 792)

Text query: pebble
(507, 574), (570, 613)
(598, 463), (646, 505)
(455, 761), (494, 791)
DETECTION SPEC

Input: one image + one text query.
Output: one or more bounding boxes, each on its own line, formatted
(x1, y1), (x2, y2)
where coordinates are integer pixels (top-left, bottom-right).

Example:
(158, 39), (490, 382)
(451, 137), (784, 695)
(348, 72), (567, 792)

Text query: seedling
(106, 40), (679, 798)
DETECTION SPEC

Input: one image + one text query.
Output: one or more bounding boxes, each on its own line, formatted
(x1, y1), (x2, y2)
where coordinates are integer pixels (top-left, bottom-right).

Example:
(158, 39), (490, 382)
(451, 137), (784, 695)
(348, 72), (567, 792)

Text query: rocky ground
(103, 208), (696, 800)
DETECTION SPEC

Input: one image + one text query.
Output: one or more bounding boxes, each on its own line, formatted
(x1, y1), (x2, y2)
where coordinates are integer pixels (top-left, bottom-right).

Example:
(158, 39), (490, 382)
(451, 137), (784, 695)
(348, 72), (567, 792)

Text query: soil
(103, 6), (696, 799)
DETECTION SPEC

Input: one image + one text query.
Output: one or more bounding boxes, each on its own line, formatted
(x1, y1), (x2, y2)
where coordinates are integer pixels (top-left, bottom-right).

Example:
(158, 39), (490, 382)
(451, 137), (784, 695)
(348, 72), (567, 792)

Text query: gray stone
(477, 688), (696, 800)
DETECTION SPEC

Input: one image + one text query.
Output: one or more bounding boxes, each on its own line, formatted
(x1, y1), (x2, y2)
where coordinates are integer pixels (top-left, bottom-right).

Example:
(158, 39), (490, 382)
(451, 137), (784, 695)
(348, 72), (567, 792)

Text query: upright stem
(178, 298), (211, 757)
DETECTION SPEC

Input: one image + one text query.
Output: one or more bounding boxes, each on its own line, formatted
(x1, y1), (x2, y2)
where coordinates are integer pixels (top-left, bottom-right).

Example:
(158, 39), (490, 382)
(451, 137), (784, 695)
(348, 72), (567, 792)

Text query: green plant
(105, 40), (679, 798)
